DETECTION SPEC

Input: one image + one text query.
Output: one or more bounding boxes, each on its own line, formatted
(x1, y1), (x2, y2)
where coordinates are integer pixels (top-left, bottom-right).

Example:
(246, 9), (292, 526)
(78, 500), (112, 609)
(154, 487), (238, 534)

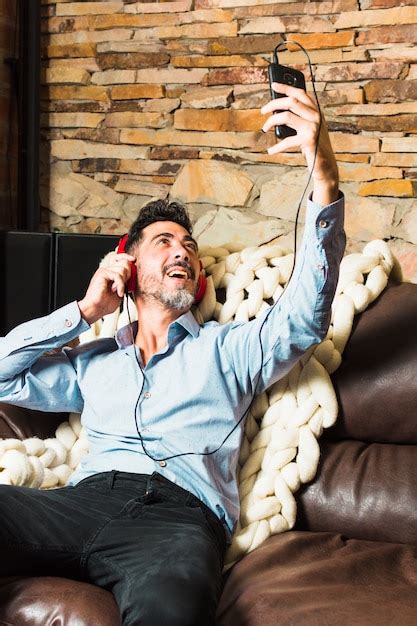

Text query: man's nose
(173, 245), (189, 261)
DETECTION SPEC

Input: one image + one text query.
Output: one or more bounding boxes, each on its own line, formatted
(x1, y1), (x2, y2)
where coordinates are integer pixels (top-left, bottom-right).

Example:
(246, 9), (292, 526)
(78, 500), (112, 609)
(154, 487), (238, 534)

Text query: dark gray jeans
(0, 471), (227, 625)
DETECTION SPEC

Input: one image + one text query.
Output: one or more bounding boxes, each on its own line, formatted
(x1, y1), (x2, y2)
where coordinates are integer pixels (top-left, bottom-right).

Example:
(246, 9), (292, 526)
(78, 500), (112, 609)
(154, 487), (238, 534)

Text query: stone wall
(41, 0), (417, 281)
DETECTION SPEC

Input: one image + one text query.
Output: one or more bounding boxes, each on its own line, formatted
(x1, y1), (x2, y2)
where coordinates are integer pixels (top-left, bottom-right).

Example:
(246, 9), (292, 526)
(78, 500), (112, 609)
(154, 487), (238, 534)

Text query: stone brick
(45, 113), (105, 128)
(56, 2), (124, 16)
(47, 58), (100, 73)
(193, 206), (285, 250)
(257, 169), (307, 220)
(43, 16), (90, 34)
(370, 47), (417, 62)
(320, 88), (363, 106)
(135, 68), (207, 84)
(251, 0), (356, 15)
(48, 30), (133, 46)
(389, 239), (417, 283)
(72, 159), (120, 174)
(62, 129), (120, 144)
(111, 85), (164, 100)
(44, 67), (90, 84)
(356, 24), (417, 45)
(174, 108), (263, 132)
(208, 67), (267, 85)
(98, 52), (169, 70)
(51, 139), (149, 160)
(409, 66), (417, 79)
(336, 154), (369, 163)
(120, 128), (270, 152)
(199, 149), (306, 166)
(359, 179), (416, 197)
(338, 164), (402, 182)
(46, 86), (110, 103)
(334, 7), (417, 29)
(330, 133), (380, 153)
(178, 8), (234, 23)
(47, 43), (96, 58)
(382, 137), (417, 152)
(143, 99), (180, 113)
(180, 86), (233, 109)
(344, 196), (395, 241)
(286, 31), (355, 49)
(96, 41), (165, 54)
(171, 159), (253, 206)
(207, 35), (282, 55)
(331, 103), (417, 116)
(398, 205), (417, 245)
(364, 0), (417, 7)
(171, 55), (267, 68)
(91, 70), (136, 86)
(231, 86), (269, 110)
(46, 101), (109, 114)
(315, 62), (403, 82)
(118, 160), (182, 176)
(133, 22), (237, 40)
(105, 111), (170, 129)
(239, 15), (335, 35)
(150, 147), (200, 160)
(114, 178), (170, 198)
(92, 14), (179, 29)
(364, 80), (417, 103)
(352, 115), (417, 133)
(372, 153), (417, 167)
(125, 1), (192, 14)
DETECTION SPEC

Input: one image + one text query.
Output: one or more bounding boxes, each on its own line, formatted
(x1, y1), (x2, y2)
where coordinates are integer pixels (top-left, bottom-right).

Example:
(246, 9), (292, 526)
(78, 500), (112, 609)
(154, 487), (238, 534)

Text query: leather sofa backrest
(297, 281), (417, 545)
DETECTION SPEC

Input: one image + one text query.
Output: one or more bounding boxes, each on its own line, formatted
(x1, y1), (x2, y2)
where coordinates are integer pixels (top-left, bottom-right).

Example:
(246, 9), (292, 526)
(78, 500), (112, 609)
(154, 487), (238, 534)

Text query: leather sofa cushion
(330, 282), (417, 444)
(297, 440), (417, 545)
(217, 531), (417, 626)
(0, 576), (120, 626)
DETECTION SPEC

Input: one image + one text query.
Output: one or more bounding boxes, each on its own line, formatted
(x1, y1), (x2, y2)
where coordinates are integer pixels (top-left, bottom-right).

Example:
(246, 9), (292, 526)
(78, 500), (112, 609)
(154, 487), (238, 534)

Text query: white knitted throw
(0, 239), (395, 567)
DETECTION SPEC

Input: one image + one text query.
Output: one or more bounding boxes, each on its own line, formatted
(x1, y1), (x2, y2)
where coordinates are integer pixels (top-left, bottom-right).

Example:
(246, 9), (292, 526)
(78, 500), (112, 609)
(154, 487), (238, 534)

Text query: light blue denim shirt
(0, 195), (345, 537)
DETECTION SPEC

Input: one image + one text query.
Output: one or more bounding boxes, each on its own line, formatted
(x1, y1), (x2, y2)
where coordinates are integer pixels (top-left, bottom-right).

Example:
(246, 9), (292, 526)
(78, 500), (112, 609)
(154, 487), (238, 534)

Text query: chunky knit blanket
(0, 239), (395, 567)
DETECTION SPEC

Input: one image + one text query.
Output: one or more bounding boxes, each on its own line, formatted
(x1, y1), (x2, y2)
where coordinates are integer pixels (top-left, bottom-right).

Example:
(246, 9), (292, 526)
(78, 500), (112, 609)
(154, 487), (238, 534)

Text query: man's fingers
(267, 135), (300, 155)
(262, 97), (319, 130)
(261, 82), (316, 112)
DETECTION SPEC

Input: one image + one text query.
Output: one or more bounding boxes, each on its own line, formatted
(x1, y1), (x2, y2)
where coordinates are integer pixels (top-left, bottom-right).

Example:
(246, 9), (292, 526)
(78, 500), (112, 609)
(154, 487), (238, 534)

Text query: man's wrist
(312, 177), (340, 206)
(77, 299), (98, 326)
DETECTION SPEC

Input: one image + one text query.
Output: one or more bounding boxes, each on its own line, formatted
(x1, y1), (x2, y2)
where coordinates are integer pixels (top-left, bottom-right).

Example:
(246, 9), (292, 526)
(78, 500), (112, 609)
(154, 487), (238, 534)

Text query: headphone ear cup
(194, 273), (207, 305)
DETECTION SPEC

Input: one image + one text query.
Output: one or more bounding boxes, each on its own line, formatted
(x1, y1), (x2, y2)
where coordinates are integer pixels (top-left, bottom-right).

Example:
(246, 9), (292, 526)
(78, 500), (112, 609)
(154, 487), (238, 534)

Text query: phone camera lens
(284, 72), (296, 86)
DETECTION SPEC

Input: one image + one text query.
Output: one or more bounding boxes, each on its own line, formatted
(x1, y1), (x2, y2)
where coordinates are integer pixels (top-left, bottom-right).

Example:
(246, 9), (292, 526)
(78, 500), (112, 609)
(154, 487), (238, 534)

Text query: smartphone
(267, 63), (306, 138)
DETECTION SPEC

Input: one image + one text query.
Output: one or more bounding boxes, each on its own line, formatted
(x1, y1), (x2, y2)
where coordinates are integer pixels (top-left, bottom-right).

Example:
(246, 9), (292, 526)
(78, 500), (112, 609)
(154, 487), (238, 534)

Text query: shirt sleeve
(0, 301), (89, 413)
(222, 193), (346, 395)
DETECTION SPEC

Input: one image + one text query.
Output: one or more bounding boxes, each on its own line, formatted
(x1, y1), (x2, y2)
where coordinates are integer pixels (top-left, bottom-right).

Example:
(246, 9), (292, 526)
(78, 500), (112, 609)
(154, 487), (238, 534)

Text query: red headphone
(117, 235), (207, 304)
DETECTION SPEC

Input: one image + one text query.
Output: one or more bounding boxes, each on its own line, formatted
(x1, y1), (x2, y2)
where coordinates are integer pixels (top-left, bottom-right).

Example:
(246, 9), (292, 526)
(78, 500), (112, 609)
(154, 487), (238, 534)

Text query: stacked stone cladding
(41, 0), (417, 281)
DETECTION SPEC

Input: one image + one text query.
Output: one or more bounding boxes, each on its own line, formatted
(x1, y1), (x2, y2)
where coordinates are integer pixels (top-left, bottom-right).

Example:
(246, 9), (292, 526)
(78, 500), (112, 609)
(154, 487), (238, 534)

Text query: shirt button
(64, 319), (72, 328)
(319, 219), (328, 228)
(159, 460), (167, 468)
(317, 263), (324, 271)
(144, 392), (151, 399)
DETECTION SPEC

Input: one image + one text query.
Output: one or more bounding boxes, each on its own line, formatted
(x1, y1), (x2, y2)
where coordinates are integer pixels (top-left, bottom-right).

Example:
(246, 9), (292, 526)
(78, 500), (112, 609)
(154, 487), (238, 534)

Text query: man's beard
(137, 265), (195, 311)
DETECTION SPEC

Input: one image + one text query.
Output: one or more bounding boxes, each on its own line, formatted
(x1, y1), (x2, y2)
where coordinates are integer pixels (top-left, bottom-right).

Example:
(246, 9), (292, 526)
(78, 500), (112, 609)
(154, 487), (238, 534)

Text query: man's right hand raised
(77, 252), (136, 325)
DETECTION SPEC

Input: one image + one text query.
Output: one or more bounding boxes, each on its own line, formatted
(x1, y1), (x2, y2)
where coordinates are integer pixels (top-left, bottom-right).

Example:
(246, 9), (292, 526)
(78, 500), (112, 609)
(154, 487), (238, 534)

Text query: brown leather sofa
(1, 280), (416, 625)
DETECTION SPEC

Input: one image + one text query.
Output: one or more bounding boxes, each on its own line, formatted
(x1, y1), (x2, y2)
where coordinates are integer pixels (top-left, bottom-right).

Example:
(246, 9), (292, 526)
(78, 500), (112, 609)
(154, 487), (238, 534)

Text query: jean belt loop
(109, 470), (117, 489)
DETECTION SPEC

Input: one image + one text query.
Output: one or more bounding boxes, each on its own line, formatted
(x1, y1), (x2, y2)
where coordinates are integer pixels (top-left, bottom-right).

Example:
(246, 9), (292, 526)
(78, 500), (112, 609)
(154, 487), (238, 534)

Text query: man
(0, 82), (345, 625)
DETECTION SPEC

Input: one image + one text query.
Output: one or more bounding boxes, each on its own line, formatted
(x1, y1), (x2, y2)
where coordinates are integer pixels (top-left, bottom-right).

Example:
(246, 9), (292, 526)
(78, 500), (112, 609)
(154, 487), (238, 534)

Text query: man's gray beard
(158, 288), (194, 311)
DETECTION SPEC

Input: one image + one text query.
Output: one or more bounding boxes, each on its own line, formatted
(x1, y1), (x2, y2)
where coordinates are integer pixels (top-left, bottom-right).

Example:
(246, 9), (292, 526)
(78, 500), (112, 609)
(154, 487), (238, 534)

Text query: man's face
(132, 220), (200, 312)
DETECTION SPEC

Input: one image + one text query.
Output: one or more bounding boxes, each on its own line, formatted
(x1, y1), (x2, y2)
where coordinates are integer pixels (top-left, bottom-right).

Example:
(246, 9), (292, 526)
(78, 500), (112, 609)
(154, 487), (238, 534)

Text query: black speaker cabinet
(53, 233), (119, 309)
(0, 231), (120, 335)
(0, 231), (53, 335)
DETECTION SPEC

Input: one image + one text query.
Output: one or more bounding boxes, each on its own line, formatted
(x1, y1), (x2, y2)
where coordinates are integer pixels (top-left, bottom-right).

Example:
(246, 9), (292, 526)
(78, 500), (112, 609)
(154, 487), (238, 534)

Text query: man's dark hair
(126, 199), (192, 252)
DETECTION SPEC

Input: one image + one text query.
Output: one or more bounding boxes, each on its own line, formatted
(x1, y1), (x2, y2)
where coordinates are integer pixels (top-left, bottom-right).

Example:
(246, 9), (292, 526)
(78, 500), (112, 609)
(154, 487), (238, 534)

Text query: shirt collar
(115, 310), (200, 348)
